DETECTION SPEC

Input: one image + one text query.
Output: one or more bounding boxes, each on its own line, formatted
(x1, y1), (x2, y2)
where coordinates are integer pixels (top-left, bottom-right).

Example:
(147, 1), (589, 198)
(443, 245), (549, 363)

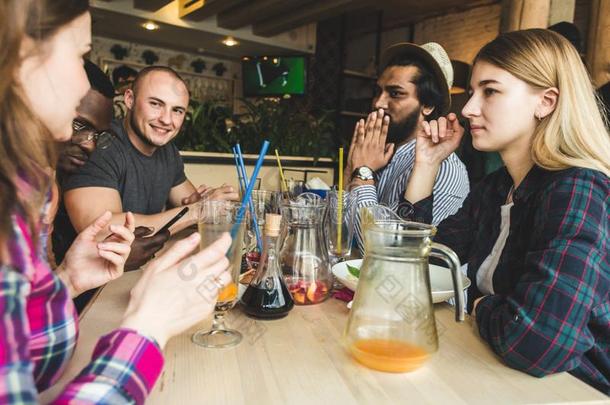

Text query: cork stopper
(264, 214), (282, 236)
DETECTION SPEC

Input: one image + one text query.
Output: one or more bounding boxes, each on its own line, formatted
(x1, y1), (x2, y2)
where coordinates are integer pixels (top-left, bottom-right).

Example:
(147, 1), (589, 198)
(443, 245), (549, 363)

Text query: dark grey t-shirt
(63, 119), (187, 213)
(53, 119), (186, 264)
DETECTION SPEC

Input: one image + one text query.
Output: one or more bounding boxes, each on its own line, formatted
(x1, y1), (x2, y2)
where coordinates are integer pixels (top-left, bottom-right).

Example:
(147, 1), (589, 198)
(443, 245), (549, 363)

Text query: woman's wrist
(55, 263), (79, 298)
(404, 162), (440, 204)
(413, 160), (442, 172)
(121, 311), (168, 349)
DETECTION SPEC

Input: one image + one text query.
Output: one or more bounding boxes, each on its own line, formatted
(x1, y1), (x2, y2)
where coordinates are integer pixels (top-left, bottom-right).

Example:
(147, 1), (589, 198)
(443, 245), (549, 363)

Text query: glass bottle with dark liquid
(241, 214), (294, 319)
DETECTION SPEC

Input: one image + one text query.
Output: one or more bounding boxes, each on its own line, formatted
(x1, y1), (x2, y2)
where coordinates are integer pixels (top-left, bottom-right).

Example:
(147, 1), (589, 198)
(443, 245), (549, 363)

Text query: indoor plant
(177, 98), (335, 161)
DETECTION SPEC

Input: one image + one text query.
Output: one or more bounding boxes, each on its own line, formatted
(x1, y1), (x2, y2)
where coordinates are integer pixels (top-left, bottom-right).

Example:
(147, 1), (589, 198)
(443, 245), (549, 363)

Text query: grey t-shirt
(62, 119), (187, 214)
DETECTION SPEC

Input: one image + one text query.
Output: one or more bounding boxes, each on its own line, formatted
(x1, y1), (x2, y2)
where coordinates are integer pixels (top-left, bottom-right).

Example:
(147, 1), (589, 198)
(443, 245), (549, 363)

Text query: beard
(129, 113), (159, 148)
(386, 108), (420, 145)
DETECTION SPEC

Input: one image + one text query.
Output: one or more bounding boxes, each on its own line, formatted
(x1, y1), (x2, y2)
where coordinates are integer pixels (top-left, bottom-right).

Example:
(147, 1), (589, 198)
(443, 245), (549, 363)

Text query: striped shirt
(1, 178), (163, 404)
(350, 139), (469, 252)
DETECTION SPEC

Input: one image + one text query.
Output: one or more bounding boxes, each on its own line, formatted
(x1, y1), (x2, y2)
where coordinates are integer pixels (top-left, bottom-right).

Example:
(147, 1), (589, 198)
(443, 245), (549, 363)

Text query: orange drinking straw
(275, 149), (288, 193)
(337, 147), (344, 254)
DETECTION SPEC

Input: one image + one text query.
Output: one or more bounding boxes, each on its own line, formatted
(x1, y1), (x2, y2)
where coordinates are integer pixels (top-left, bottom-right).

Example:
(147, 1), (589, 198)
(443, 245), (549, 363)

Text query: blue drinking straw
(231, 140), (270, 241)
(232, 146), (247, 196)
(232, 147), (244, 193)
(235, 145), (263, 251)
(232, 145), (262, 252)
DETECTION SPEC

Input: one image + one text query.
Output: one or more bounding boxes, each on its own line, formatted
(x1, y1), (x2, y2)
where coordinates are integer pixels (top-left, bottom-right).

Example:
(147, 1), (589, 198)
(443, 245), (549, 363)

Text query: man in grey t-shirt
(63, 66), (237, 244)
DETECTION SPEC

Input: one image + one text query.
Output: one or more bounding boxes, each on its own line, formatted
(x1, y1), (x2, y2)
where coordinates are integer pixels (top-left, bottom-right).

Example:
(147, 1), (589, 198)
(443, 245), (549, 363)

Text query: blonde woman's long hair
(475, 29), (610, 177)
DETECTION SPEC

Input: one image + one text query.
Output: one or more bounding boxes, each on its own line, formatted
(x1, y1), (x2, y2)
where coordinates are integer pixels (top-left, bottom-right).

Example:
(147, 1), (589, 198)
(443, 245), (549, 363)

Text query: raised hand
(124, 226), (171, 271)
(349, 109), (395, 173)
(343, 120), (361, 186)
(414, 113), (464, 166)
(120, 232), (232, 348)
(57, 211), (135, 297)
(404, 114), (465, 205)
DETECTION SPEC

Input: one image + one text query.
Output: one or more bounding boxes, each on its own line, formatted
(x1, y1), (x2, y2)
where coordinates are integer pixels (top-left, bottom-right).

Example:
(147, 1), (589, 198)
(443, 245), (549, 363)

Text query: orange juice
(349, 339), (429, 372)
(218, 282), (238, 302)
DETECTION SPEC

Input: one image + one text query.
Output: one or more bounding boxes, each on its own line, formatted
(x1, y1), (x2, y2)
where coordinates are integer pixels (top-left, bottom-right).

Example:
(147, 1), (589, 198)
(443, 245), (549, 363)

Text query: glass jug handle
(430, 243), (465, 322)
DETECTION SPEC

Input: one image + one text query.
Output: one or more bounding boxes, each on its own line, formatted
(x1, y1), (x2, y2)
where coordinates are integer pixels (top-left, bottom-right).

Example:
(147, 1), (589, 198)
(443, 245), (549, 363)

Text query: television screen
(242, 56), (306, 97)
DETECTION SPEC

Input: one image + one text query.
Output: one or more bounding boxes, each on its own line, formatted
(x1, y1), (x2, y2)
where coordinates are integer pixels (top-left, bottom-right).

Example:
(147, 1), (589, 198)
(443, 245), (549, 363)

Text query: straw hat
(379, 42), (453, 116)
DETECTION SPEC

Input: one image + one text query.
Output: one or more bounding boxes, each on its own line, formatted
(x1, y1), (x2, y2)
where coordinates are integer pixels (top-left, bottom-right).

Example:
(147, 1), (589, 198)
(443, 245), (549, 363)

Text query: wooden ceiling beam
(133, 0), (172, 12)
(252, 0), (373, 37)
(179, 0), (247, 21)
(217, 0), (316, 30)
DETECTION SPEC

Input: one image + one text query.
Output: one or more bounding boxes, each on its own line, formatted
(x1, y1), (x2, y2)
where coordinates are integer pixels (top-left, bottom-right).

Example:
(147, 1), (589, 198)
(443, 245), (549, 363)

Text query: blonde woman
(400, 29), (609, 393)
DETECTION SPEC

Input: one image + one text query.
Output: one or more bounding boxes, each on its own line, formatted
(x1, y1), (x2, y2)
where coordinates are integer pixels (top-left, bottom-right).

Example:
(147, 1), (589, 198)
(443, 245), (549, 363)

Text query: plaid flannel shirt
(1, 183), (164, 404)
(399, 165), (609, 394)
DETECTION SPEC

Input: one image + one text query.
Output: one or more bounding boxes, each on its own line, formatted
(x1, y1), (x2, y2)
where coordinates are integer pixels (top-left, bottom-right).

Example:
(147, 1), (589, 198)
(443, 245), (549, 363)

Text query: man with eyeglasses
(56, 62), (115, 174)
(52, 62), (174, 312)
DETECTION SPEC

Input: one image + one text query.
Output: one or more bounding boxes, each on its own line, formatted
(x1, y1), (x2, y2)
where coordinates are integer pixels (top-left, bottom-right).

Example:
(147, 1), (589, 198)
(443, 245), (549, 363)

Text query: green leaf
(346, 263), (360, 278)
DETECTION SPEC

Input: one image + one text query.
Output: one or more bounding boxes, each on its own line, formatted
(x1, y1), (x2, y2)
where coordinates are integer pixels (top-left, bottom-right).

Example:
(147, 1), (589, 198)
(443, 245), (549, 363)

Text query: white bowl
(331, 259), (471, 304)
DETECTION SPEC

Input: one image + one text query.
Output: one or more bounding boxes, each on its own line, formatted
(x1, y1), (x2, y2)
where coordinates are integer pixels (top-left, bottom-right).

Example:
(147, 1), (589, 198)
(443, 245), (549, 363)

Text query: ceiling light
(142, 21), (159, 31)
(222, 36), (239, 47)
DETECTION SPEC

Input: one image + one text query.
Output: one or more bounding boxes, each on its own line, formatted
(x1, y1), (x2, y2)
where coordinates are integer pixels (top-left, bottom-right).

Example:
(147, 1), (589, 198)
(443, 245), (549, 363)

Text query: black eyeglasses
(72, 119), (113, 149)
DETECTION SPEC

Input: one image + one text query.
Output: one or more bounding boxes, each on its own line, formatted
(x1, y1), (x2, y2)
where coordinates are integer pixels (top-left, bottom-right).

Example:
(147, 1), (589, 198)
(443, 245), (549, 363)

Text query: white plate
(332, 259), (471, 304)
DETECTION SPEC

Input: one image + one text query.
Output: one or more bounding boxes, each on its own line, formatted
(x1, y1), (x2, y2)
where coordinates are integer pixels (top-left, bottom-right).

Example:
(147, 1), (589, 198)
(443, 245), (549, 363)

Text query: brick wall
(413, 3), (502, 64)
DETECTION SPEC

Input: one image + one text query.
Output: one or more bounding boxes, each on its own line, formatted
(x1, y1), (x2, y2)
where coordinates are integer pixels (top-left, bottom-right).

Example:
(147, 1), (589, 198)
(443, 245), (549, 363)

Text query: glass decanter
(279, 193), (332, 305)
(241, 213), (294, 319)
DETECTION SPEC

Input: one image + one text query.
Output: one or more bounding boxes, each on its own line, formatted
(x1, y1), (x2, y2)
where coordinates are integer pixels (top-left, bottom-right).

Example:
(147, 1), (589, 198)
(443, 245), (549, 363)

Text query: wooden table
(41, 270), (608, 404)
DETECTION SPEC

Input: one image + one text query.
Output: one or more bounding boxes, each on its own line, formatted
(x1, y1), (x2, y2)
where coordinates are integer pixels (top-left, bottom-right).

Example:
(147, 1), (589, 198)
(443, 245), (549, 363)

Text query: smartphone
(153, 207), (189, 236)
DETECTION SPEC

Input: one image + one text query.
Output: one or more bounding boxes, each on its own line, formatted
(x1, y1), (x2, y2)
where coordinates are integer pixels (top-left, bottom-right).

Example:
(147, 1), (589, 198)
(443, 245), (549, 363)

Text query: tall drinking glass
(192, 200), (247, 348)
(251, 190), (282, 234)
(325, 189), (357, 264)
(242, 190), (282, 268)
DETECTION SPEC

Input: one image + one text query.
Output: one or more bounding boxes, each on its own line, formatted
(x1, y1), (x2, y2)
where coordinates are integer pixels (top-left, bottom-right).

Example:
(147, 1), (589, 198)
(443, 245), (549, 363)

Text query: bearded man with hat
(346, 42), (470, 252)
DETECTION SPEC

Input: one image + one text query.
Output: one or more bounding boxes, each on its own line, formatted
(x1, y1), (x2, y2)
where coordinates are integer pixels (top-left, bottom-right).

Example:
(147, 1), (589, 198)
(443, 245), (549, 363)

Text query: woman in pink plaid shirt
(0, 1), (233, 403)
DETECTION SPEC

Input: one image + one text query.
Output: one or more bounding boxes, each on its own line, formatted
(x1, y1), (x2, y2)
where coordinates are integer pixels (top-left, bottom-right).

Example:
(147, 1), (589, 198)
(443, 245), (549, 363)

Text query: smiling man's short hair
(131, 66), (189, 98)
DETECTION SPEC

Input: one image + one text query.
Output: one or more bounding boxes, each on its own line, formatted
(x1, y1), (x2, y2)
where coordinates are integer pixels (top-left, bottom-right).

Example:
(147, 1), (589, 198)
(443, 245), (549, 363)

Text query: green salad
(346, 263), (360, 278)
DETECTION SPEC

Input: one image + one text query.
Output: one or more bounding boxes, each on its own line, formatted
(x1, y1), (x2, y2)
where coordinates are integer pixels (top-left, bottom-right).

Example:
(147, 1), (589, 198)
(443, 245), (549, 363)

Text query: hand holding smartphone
(153, 207), (189, 236)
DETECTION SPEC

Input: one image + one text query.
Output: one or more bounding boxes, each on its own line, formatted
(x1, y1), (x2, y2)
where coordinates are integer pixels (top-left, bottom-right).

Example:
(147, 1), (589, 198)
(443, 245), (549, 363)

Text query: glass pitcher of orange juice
(344, 209), (464, 372)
